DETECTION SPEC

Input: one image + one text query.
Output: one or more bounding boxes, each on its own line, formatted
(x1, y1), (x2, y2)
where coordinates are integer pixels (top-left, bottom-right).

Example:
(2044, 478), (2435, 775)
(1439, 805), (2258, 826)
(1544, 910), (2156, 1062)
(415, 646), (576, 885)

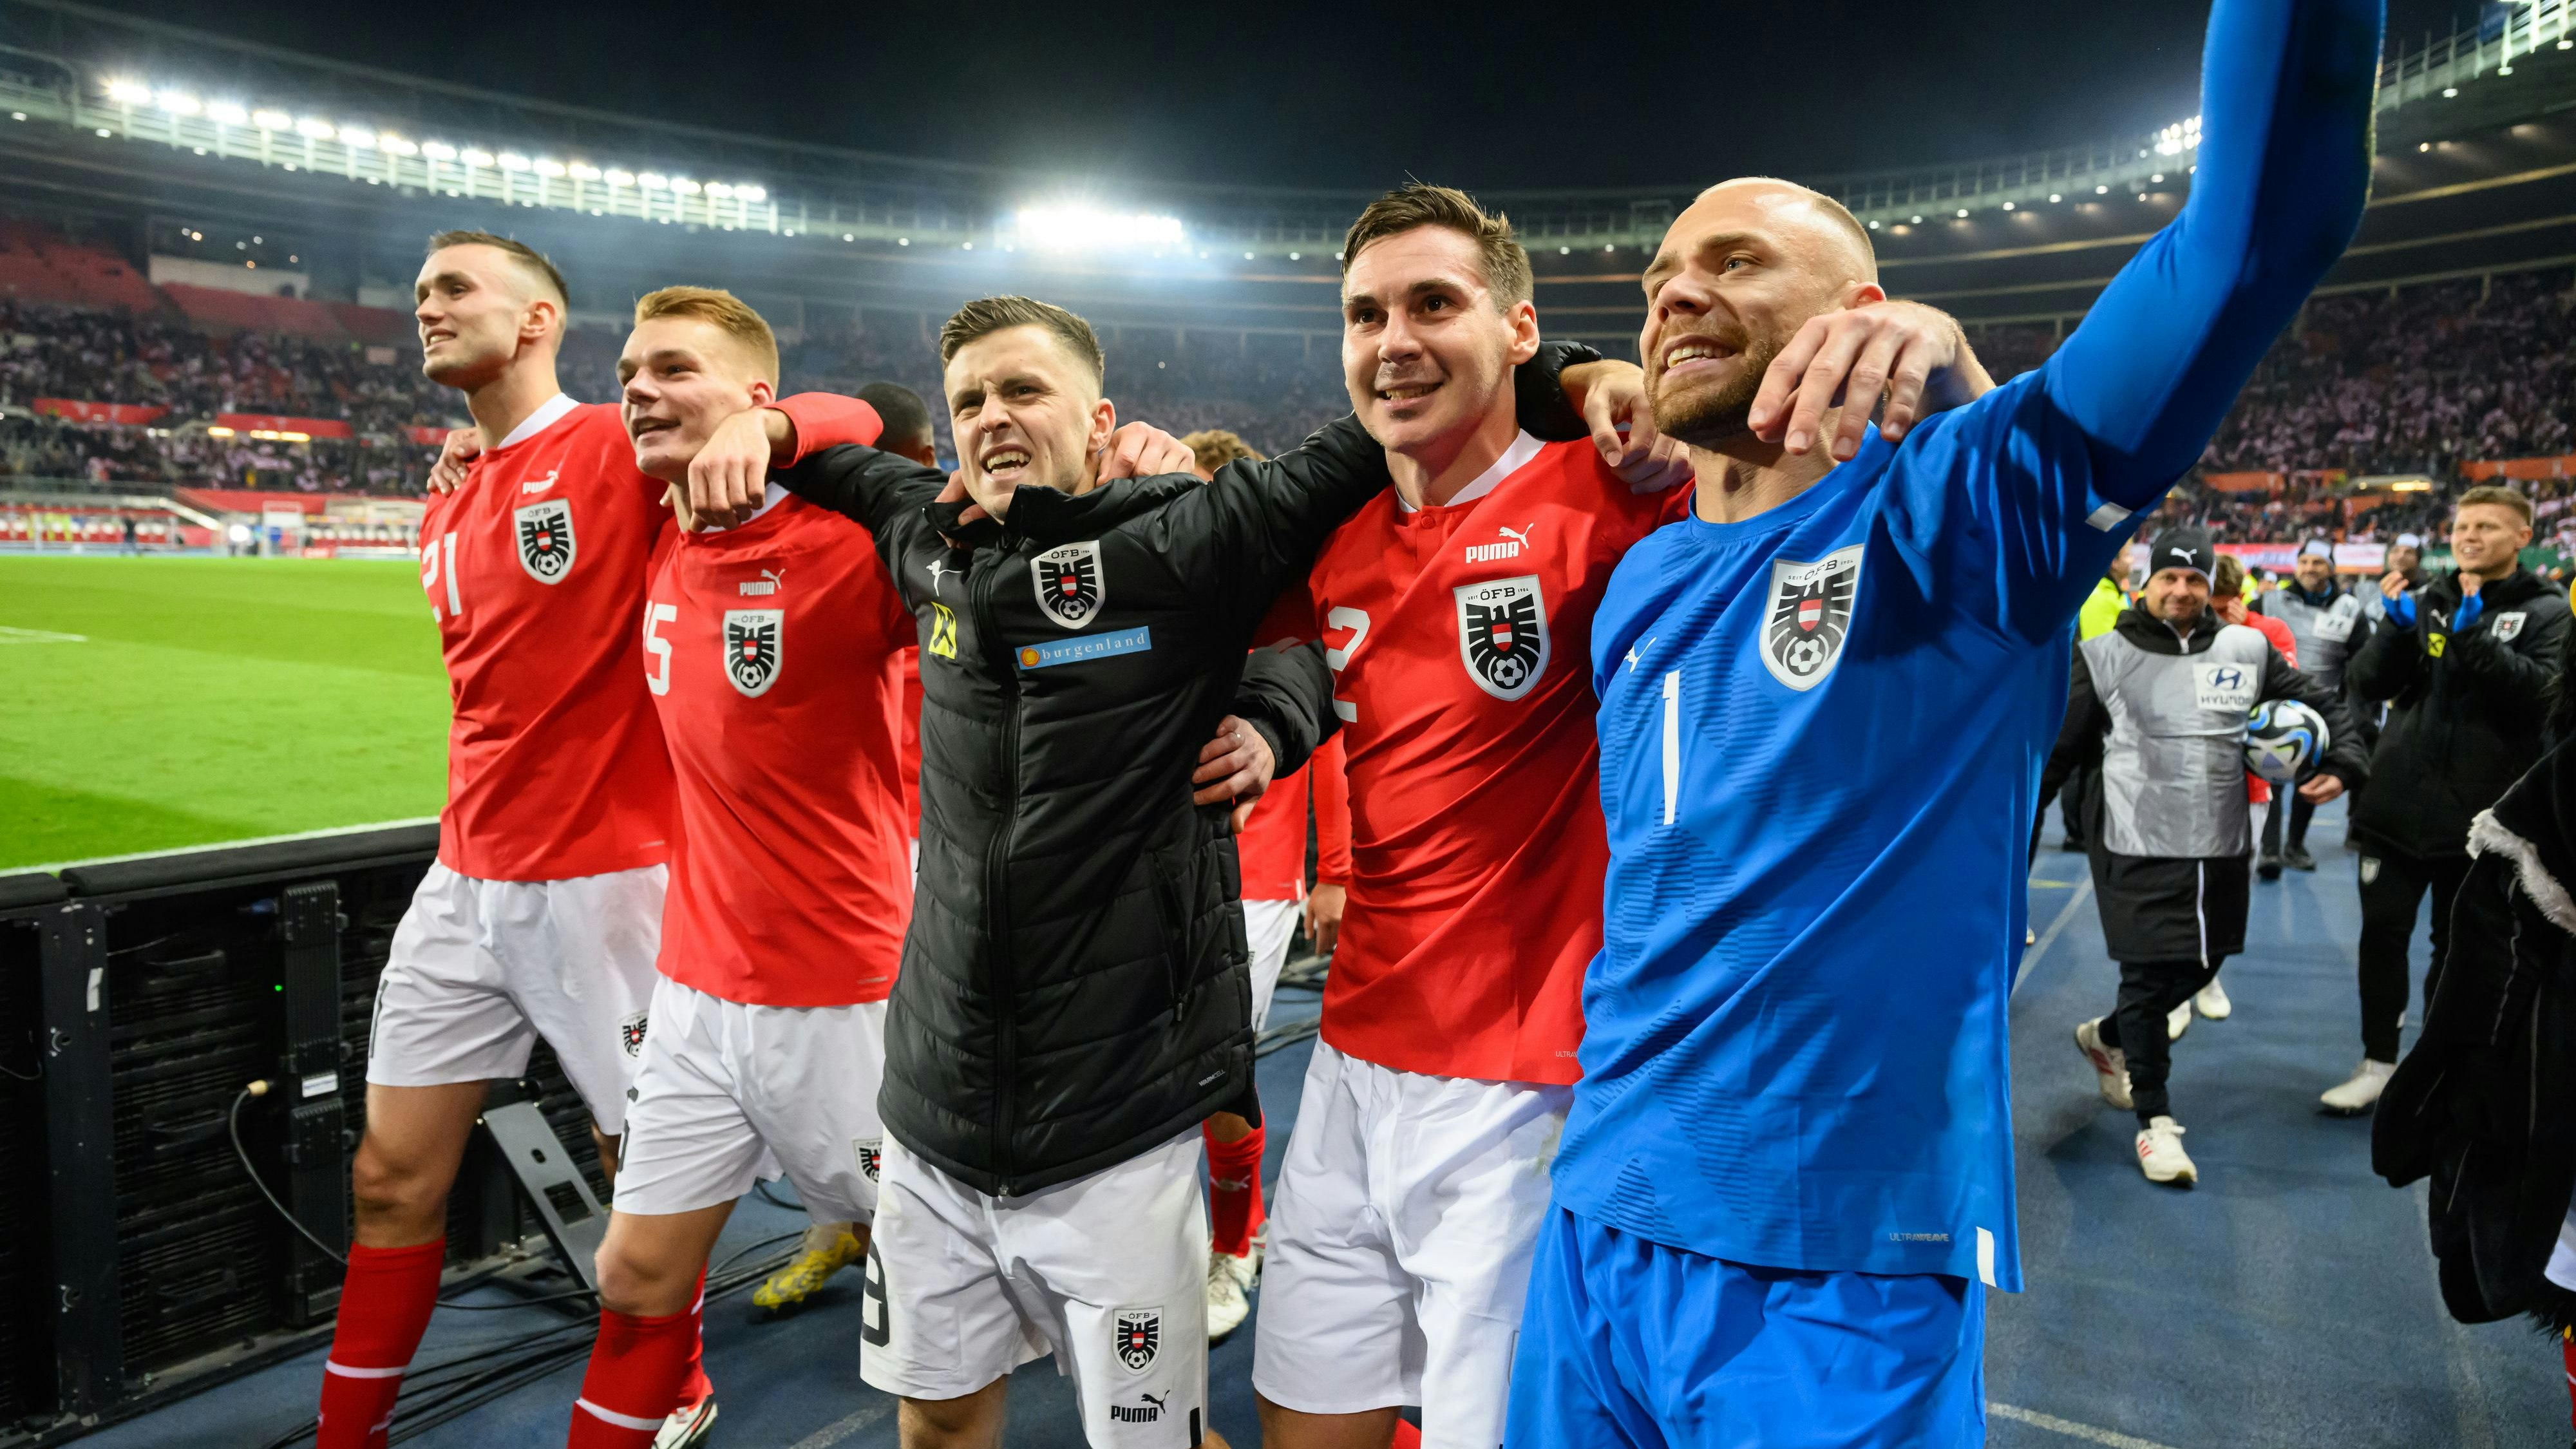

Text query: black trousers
(2098, 956), (2224, 1122)
(2257, 792), (2318, 854)
(2354, 846), (2471, 1063)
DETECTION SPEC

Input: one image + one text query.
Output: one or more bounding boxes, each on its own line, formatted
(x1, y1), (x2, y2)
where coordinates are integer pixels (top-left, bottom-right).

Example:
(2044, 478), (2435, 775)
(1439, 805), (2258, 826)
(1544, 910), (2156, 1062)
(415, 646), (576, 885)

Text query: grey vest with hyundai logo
(2260, 585), (2364, 692)
(2083, 621), (2277, 859)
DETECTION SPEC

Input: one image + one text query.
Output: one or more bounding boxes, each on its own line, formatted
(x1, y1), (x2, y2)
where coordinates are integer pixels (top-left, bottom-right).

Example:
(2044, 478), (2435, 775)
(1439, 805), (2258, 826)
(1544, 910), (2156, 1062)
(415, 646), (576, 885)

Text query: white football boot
(1207, 1241), (1260, 1343)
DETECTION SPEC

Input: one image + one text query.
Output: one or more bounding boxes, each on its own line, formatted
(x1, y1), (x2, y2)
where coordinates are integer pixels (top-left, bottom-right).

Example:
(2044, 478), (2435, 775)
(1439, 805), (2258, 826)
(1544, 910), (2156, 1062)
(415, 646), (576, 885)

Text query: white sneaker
(2136, 1116), (2197, 1186)
(2194, 978), (2233, 1020)
(2166, 1001), (2192, 1041)
(2074, 1018), (2132, 1110)
(1206, 1244), (1258, 1343)
(656, 1396), (718, 1449)
(2320, 1059), (2396, 1117)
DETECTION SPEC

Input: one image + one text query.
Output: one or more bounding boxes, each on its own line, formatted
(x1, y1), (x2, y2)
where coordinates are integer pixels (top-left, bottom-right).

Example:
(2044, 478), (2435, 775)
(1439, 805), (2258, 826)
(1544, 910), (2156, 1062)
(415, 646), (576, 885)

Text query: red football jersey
(1265, 435), (1685, 1084)
(646, 494), (916, 1006)
(894, 648), (924, 837)
(416, 393), (878, 882)
(1238, 733), (1351, 902)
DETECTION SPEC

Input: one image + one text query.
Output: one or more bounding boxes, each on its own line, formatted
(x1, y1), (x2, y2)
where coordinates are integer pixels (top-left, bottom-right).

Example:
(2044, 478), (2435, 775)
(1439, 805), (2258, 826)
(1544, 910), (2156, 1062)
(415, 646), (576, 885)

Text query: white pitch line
(2014, 875), (2096, 998)
(1990, 1401), (2181, 1449)
(0, 624), (86, 643)
(23, 816), (439, 875)
(787, 1400), (895, 1449)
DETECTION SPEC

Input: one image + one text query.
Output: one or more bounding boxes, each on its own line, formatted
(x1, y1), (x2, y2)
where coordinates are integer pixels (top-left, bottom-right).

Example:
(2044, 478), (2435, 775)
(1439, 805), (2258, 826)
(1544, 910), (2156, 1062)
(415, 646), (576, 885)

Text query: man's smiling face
(618, 316), (771, 482)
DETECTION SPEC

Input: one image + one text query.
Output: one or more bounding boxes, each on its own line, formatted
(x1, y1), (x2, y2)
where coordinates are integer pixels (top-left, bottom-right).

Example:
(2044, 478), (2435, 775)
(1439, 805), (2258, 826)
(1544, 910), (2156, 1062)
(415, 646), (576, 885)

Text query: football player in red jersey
(1248, 186), (1990, 1449)
(752, 378), (942, 1318)
(560, 288), (919, 1447)
(314, 232), (882, 1449)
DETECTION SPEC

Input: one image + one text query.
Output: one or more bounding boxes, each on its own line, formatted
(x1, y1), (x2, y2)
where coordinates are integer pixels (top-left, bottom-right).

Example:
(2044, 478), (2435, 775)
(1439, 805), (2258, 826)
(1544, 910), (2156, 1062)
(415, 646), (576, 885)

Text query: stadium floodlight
(706, 181), (734, 198)
(568, 161), (601, 180)
(605, 167), (634, 185)
(380, 134), (418, 156)
(898, 236), (909, 245)
(737, 184), (766, 203)
(1955, 208), (1968, 218)
(497, 151), (531, 171)
(156, 91), (202, 117)
(2442, 86), (2458, 97)
(639, 171), (669, 189)
(2094, 184), (2109, 194)
(535, 158), (567, 177)
(2153, 115), (2201, 156)
(2150, 173), (2164, 183)
(2048, 193), (2062, 202)
(207, 100), (248, 125)
(338, 125), (375, 147)
(294, 116), (335, 140)
(252, 108), (292, 131)
(462, 147), (495, 166)
(1289, 251), (1301, 260)
(671, 178), (703, 194)
(2001, 201), (2014, 211)
(421, 140), (457, 160)
(1010, 204), (1187, 253)
(104, 79), (153, 104)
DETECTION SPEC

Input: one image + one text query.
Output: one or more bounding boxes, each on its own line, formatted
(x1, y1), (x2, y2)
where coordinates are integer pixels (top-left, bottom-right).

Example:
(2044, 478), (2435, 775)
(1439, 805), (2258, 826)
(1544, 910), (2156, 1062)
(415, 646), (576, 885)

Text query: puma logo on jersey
(737, 568), (784, 597)
(1464, 523), (1535, 565)
(926, 558), (953, 596)
(521, 469), (560, 494)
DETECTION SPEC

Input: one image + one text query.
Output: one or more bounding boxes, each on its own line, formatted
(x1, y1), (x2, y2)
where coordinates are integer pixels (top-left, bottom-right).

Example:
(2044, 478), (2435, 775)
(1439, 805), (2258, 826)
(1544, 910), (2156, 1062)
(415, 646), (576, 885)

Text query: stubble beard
(1649, 328), (1780, 451)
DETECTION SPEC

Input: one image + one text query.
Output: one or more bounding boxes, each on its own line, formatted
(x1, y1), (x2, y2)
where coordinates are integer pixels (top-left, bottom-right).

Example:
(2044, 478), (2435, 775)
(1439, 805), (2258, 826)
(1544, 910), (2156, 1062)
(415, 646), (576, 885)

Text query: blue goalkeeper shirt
(1553, 0), (2383, 1291)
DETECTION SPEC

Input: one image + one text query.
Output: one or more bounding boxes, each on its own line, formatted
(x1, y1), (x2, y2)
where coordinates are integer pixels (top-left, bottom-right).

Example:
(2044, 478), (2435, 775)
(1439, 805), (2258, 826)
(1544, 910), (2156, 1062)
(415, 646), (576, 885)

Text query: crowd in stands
(2, 227), (2572, 524)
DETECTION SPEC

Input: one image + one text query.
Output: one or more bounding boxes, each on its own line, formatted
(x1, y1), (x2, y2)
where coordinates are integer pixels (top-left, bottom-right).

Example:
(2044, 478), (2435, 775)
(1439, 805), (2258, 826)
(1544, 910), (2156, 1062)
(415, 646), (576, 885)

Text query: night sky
(91, 0), (2470, 193)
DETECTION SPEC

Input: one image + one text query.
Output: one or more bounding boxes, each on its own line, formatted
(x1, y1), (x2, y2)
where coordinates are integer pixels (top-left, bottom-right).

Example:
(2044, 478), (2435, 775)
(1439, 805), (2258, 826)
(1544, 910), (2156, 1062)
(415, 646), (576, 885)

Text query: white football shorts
(862, 1131), (1209, 1446)
(366, 861), (665, 1135)
(611, 978), (890, 1224)
(1243, 896), (1300, 1033)
(1253, 1040), (1571, 1447)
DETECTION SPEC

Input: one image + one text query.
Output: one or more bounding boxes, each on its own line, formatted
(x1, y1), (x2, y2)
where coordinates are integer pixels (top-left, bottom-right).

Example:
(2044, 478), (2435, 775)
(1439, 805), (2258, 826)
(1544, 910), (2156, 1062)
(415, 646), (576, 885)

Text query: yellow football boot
(753, 1221), (865, 1312)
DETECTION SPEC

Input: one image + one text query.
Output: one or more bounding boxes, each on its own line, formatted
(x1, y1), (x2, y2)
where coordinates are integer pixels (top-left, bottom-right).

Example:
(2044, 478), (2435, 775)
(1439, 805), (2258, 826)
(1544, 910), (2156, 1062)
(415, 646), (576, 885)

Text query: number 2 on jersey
(1325, 606), (1369, 723)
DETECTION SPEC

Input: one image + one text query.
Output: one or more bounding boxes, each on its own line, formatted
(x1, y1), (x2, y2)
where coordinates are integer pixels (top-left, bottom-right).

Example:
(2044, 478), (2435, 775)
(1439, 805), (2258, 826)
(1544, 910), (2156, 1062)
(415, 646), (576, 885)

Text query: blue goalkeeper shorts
(1503, 1206), (1986, 1448)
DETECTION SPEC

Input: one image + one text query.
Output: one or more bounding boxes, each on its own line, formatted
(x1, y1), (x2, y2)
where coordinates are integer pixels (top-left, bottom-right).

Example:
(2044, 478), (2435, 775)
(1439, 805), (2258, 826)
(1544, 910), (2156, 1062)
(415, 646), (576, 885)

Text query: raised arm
(772, 443), (949, 578)
(2044, 0), (2381, 506)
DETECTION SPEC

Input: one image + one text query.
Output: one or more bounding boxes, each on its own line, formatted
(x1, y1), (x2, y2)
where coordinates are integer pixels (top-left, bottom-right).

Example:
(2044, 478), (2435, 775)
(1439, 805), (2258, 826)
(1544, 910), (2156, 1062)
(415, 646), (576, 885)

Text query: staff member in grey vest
(2255, 538), (2366, 871)
(2041, 527), (2366, 1186)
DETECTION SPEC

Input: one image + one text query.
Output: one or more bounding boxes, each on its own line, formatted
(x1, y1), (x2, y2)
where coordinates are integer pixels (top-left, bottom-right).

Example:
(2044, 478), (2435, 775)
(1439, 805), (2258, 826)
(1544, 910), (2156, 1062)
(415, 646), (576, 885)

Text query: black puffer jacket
(781, 354), (1595, 1196)
(2374, 737), (2576, 1326)
(2347, 568), (2571, 861)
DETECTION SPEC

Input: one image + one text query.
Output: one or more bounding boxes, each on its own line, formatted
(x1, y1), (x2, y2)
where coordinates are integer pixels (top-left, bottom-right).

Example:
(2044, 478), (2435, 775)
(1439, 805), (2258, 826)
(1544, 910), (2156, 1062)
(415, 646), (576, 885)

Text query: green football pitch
(0, 555), (451, 870)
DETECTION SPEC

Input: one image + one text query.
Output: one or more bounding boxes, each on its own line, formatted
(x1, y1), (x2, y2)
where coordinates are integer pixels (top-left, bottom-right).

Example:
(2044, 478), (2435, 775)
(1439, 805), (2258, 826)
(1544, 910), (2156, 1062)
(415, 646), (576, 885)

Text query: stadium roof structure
(3, 0), (2575, 258)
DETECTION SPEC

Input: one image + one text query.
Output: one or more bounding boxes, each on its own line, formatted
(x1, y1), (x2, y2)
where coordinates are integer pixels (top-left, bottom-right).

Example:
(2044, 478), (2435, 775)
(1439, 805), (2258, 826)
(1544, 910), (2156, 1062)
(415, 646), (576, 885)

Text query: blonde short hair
(632, 285), (780, 384)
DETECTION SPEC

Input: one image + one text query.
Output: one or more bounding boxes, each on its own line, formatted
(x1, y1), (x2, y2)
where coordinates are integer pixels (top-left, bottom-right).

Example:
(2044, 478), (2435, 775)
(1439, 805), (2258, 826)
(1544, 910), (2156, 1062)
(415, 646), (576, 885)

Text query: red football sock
(567, 1303), (698, 1447)
(1392, 1418), (1422, 1448)
(675, 1271), (710, 1410)
(1205, 1121), (1267, 1259)
(2562, 1328), (2575, 1435)
(316, 1238), (446, 1449)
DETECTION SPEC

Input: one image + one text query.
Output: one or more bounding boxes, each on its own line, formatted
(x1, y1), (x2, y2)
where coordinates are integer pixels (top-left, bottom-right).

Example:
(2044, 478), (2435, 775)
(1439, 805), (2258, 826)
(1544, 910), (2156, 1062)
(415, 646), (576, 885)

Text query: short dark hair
(425, 229), (569, 308)
(857, 380), (936, 456)
(938, 296), (1104, 389)
(1340, 184), (1533, 312)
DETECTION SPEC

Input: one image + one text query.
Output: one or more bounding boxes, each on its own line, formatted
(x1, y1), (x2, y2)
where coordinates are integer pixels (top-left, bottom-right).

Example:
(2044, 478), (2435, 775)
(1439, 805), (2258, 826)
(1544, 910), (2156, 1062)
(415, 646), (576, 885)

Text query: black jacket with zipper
(778, 350), (1596, 1197)
(2347, 568), (2571, 861)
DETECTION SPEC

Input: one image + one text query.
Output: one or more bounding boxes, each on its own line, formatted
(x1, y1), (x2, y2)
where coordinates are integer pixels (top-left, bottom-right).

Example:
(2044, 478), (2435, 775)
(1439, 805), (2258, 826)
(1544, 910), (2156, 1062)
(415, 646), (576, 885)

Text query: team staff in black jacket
(685, 294), (1631, 1448)
(2330, 486), (2571, 1115)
